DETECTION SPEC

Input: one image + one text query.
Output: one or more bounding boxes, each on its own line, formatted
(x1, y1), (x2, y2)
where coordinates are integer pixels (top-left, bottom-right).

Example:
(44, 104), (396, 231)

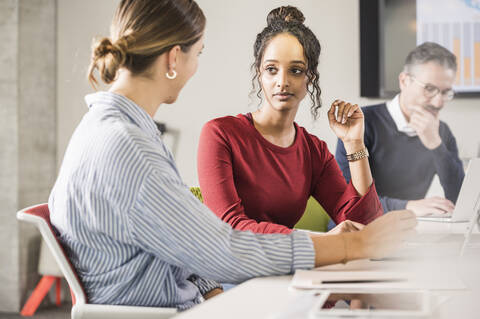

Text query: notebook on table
(290, 260), (466, 291)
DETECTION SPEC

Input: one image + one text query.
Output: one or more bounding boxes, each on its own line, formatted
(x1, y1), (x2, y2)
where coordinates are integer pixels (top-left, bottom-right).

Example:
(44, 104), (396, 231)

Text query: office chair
(294, 197), (330, 233)
(189, 187), (330, 233)
(17, 203), (177, 319)
(190, 187), (204, 202)
(19, 237), (63, 316)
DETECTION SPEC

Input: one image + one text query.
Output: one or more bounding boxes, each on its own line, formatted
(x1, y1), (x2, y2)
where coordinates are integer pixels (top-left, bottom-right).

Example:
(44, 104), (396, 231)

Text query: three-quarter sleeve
(313, 139), (382, 224)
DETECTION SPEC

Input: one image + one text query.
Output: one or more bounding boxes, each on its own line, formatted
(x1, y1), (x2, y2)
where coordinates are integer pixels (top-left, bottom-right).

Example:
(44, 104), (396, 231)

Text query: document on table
(290, 267), (466, 291)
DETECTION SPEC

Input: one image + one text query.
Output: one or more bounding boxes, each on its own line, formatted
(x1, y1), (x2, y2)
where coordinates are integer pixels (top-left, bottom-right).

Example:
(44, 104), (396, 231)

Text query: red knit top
(197, 113), (382, 234)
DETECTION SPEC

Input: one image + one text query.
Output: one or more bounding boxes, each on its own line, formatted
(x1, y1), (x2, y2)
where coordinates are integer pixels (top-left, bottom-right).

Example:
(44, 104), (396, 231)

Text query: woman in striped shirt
(49, 0), (416, 310)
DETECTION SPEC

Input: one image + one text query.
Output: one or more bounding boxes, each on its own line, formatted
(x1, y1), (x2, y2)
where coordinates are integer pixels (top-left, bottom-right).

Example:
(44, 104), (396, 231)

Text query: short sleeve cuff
(291, 230), (315, 272)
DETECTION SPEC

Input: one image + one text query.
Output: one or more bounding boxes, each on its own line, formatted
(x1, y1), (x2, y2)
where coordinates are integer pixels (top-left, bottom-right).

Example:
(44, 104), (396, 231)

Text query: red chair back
(19, 204), (87, 305)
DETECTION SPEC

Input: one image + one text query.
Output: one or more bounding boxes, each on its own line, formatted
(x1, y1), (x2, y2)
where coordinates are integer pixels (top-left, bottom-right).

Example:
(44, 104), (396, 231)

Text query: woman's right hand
(358, 210), (417, 259)
(327, 100), (365, 145)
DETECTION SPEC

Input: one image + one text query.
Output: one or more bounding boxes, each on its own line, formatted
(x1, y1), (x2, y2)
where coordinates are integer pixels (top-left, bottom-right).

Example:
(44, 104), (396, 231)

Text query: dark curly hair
(250, 6), (322, 119)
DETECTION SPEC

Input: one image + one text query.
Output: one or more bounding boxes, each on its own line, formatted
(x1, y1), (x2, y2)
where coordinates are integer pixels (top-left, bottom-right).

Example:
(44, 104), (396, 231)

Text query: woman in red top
(197, 6), (383, 234)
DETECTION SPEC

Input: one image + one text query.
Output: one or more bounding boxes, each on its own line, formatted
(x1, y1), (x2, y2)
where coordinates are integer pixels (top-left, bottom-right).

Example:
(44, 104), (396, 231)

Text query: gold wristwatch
(346, 148), (369, 162)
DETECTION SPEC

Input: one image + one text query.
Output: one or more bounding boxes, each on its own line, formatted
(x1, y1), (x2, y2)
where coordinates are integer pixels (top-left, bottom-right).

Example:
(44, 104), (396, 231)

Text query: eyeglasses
(408, 74), (455, 101)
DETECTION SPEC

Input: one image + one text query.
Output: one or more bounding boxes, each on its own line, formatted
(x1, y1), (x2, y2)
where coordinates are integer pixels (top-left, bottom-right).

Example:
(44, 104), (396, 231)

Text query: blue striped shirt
(49, 91), (315, 310)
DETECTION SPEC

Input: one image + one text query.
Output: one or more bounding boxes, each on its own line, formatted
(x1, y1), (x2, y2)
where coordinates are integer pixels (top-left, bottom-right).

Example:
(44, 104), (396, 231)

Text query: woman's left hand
(327, 220), (364, 235)
(327, 100), (364, 144)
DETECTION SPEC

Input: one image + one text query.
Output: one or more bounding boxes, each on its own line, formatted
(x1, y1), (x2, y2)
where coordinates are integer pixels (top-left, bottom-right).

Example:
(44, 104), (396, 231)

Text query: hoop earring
(166, 70), (177, 80)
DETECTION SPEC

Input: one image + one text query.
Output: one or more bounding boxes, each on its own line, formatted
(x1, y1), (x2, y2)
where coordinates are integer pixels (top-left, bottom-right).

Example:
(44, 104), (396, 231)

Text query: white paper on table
(290, 269), (466, 291)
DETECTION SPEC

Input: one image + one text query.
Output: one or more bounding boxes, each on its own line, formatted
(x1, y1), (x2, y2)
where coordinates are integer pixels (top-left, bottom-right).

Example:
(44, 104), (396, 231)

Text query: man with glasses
(336, 42), (464, 217)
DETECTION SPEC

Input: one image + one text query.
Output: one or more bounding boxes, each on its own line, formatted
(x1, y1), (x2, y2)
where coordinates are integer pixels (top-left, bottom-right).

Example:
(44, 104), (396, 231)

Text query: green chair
(293, 197), (330, 233)
(190, 187), (330, 233)
(190, 187), (204, 203)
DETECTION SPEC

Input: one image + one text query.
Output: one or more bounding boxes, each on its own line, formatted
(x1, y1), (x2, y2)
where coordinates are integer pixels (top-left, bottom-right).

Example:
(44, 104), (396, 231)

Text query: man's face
(399, 61), (456, 117)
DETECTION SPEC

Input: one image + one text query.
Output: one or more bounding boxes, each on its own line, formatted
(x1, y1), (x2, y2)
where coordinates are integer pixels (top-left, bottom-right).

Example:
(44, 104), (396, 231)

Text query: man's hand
(406, 197), (455, 217)
(327, 220), (364, 235)
(409, 105), (442, 149)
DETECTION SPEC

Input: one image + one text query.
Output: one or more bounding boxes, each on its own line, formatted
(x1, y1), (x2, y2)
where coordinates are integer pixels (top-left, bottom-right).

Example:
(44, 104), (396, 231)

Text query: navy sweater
(335, 103), (465, 213)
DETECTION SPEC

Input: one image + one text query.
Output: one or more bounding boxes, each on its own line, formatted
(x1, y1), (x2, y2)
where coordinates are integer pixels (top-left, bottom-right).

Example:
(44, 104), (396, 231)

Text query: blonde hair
(88, 0), (205, 89)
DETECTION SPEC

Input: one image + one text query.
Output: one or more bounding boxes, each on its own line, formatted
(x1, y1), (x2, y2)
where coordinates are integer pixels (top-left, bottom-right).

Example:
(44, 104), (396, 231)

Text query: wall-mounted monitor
(360, 0), (480, 98)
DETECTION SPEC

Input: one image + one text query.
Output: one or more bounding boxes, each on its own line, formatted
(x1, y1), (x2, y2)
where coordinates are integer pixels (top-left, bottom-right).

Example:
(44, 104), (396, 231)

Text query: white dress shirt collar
(386, 94), (417, 137)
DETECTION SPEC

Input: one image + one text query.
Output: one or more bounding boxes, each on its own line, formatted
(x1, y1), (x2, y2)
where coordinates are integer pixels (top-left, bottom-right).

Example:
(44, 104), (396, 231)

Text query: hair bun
(91, 36), (127, 69)
(267, 6), (305, 26)
(89, 37), (127, 86)
(93, 38), (119, 58)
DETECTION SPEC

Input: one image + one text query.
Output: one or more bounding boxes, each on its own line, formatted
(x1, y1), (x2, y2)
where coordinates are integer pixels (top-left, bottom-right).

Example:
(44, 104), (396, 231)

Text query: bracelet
(346, 147), (369, 162)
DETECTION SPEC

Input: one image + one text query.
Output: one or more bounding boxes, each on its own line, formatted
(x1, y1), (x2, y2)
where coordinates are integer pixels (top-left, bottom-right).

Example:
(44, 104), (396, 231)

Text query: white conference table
(416, 219), (478, 234)
(175, 222), (480, 319)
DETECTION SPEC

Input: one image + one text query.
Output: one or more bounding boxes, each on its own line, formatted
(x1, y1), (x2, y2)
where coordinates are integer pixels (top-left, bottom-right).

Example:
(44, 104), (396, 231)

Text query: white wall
(57, 0), (480, 186)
